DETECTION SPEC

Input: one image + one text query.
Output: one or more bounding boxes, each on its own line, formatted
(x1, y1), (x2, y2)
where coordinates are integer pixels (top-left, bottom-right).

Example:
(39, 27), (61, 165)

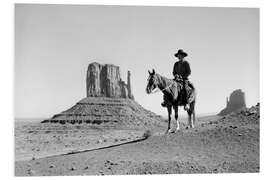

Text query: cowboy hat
(174, 49), (188, 57)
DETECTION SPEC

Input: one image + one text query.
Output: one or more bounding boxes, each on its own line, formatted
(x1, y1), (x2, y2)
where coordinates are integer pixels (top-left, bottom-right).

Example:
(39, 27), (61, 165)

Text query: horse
(146, 69), (196, 133)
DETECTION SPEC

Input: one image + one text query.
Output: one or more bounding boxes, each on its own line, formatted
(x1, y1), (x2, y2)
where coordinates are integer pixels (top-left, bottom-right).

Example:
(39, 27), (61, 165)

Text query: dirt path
(15, 115), (259, 176)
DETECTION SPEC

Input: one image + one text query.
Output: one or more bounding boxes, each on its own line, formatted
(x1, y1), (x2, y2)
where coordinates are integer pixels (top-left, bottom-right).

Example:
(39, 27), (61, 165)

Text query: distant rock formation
(42, 62), (163, 128)
(127, 71), (134, 99)
(218, 89), (246, 116)
(86, 62), (134, 99)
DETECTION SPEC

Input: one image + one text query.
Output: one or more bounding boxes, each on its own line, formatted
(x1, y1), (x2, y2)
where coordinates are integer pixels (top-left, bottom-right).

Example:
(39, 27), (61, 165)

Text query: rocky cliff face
(127, 71), (134, 99)
(218, 89), (246, 116)
(42, 97), (164, 128)
(86, 62), (133, 99)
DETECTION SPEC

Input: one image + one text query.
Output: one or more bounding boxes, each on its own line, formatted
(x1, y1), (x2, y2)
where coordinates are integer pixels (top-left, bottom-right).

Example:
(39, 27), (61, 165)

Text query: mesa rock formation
(218, 89), (246, 116)
(42, 97), (163, 128)
(42, 62), (162, 128)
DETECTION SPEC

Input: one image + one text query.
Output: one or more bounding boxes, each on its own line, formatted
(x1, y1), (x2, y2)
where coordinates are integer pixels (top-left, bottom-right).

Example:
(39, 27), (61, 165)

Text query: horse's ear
(152, 69), (155, 74)
(148, 70), (151, 75)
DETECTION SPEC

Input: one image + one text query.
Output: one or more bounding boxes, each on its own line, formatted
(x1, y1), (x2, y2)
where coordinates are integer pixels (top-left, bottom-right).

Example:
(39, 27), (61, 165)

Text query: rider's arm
(172, 62), (178, 77)
(185, 61), (191, 77)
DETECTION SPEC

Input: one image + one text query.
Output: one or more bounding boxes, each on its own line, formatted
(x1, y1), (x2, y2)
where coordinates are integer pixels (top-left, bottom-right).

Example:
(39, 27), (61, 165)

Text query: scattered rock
(220, 103), (260, 125)
(27, 169), (35, 176)
(70, 167), (76, 171)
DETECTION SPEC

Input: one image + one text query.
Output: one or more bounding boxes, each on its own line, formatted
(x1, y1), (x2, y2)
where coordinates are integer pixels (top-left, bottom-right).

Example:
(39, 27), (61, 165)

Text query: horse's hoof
(185, 126), (189, 129)
(166, 129), (174, 134)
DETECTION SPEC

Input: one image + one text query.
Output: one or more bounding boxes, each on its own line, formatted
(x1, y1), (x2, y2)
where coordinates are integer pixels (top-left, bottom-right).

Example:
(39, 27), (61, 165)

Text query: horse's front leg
(173, 105), (180, 131)
(166, 106), (173, 133)
(187, 110), (194, 128)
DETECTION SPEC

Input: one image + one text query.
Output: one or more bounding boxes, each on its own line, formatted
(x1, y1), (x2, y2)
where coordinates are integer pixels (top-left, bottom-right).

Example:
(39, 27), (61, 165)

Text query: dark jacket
(173, 60), (191, 79)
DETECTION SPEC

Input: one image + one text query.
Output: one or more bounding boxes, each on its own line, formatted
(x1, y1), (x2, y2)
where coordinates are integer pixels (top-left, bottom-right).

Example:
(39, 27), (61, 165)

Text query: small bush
(143, 130), (152, 139)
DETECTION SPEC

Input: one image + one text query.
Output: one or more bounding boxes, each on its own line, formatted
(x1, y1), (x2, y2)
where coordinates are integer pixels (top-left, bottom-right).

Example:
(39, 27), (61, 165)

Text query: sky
(15, 4), (259, 118)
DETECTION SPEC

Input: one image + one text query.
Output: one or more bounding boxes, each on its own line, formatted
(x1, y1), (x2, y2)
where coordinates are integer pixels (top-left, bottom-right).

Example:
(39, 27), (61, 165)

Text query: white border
(1, 0), (269, 180)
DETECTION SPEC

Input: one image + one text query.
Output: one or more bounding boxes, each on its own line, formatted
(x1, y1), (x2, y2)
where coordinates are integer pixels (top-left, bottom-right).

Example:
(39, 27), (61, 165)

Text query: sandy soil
(15, 113), (259, 176)
(15, 122), (150, 161)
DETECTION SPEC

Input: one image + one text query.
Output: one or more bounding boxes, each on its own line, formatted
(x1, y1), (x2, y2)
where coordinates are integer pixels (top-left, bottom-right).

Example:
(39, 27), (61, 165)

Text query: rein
(148, 81), (175, 94)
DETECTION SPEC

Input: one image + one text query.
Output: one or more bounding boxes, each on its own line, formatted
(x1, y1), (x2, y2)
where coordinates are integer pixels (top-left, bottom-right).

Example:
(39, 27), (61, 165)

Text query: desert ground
(15, 107), (259, 176)
(15, 121), (152, 162)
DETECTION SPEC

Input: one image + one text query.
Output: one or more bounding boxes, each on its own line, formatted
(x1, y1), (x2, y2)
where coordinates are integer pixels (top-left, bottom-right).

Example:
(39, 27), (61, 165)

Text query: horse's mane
(155, 73), (175, 86)
(155, 73), (186, 92)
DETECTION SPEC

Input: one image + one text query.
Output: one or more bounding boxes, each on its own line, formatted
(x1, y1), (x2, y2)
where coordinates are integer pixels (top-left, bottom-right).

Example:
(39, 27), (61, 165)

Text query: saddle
(174, 78), (194, 106)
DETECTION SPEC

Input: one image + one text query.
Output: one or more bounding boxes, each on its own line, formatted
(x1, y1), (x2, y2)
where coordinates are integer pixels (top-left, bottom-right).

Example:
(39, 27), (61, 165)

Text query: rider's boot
(184, 104), (190, 111)
(161, 101), (167, 107)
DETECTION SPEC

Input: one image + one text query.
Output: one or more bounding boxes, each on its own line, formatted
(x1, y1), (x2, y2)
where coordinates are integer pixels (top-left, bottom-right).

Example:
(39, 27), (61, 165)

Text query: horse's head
(146, 69), (159, 94)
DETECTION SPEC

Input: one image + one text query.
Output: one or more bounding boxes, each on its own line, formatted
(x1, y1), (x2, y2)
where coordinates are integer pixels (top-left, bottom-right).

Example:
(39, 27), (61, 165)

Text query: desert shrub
(143, 130), (152, 139)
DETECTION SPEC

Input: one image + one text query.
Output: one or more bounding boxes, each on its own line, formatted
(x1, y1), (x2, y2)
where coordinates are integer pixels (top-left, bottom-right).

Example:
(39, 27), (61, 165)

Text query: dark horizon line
(14, 111), (219, 121)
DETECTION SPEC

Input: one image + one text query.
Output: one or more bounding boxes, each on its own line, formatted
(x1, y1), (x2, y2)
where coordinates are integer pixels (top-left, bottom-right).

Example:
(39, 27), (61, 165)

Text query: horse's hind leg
(192, 109), (196, 127)
(190, 113), (194, 128)
(173, 105), (180, 131)
(191, 102), (196, 127)
(187, 113), (192, 128)
(187, 109), (194, 128)
(166, 106), (173, 133)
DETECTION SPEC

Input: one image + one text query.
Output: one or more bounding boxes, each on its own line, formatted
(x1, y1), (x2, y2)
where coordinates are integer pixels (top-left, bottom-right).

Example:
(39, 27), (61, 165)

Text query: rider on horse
(161, 49), (194, 110)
